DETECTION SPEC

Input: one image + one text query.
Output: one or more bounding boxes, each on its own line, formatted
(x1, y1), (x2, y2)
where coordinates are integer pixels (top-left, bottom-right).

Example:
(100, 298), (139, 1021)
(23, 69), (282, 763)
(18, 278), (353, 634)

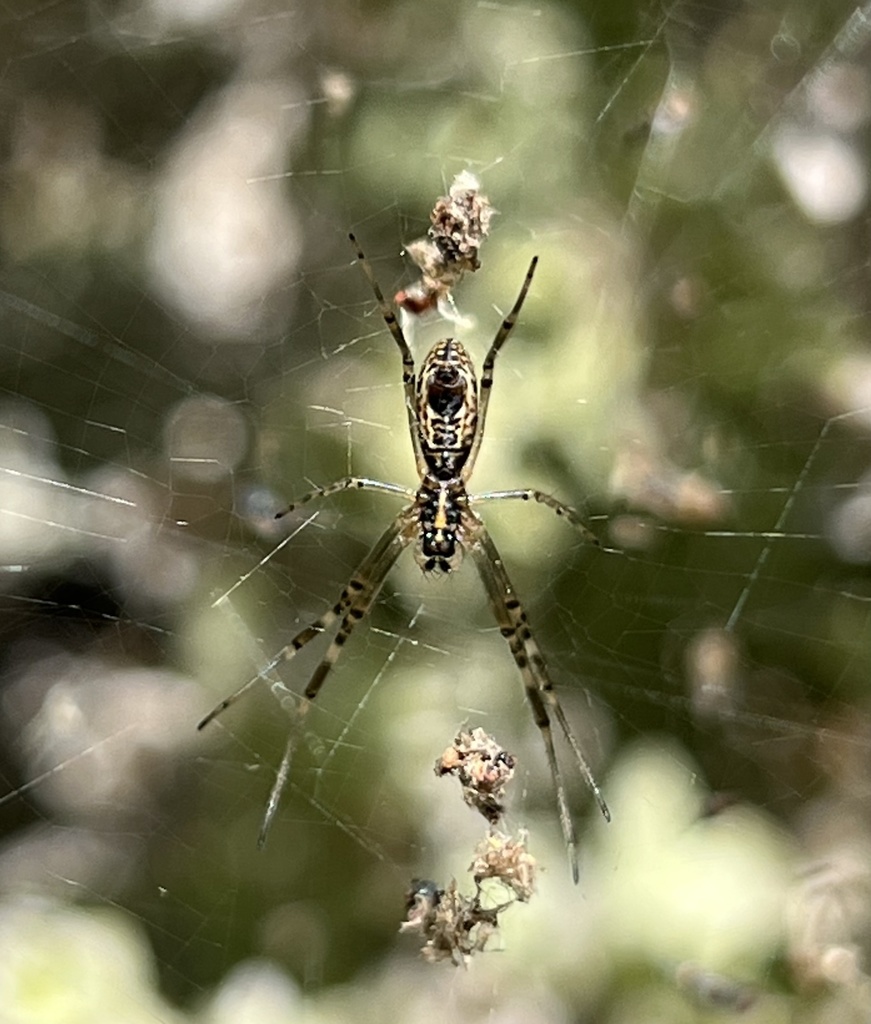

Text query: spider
(198, 235), (610, 882)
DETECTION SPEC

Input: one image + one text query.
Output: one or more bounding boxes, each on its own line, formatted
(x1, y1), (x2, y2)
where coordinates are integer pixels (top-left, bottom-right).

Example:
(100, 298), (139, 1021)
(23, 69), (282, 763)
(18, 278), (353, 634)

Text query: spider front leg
(199, 513), (413, 847)
(348, 233), (425, 474)
(463, 255), (538, 479)
(467, 519), (609, 883)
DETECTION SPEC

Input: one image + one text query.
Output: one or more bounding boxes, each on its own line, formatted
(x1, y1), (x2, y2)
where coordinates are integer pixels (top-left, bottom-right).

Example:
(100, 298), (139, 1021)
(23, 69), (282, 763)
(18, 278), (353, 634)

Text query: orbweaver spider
(199, 235), (610, 881)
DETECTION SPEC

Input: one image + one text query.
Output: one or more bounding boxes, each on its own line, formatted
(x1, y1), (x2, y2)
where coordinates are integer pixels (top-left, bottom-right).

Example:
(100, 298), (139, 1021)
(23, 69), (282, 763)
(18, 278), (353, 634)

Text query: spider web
(2, 0), (871, 1019)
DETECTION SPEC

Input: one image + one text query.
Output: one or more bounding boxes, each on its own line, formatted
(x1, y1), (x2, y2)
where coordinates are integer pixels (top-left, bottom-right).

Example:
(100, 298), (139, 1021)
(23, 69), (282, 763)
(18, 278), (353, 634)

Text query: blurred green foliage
(2, 0), (871, 1021)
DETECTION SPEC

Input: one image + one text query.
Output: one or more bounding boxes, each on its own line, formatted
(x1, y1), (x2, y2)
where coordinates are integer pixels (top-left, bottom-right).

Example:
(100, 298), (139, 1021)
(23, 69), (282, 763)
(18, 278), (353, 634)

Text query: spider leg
(257, 513), (413, 846)
(472, 488), (599, 546)
(197, 501), (412, 731)
(466, 518), (609, 883)
(464, 256), (538, 480)
(348, 233), (425, 473)
(294, 519), (411, 709)
(274, 476), (414, 519)
(200, 511), (413, 846)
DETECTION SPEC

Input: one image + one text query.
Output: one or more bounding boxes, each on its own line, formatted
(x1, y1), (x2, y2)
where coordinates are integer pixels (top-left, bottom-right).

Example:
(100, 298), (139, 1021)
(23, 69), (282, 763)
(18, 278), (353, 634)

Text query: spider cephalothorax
(199, 235), (609, 883)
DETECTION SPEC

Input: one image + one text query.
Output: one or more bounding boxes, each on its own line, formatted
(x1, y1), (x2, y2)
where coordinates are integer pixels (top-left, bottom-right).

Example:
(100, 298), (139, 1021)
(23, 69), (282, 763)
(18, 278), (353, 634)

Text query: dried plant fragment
(403, 878), (443, 936)
(403, 729), (539, 964)
(435, 726), (516, 823)
(395, 171), (494, 324)
(470, 829), (536, 902)
(401, 878), (507, 966)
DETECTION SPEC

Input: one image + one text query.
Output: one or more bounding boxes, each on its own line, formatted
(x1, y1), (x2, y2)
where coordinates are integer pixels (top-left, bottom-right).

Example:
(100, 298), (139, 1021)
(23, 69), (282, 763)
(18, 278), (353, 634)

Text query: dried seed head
(435, 727), (516, 823)
(470, 829), (537, 903)
(396, 171), (495, 324)
(403, 728), (538, 964)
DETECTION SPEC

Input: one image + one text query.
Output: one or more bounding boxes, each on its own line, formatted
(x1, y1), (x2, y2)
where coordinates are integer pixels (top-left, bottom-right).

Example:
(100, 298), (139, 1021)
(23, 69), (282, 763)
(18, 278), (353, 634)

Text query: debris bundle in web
(395, 170), (494, 325)
(400, 728), (537, 965)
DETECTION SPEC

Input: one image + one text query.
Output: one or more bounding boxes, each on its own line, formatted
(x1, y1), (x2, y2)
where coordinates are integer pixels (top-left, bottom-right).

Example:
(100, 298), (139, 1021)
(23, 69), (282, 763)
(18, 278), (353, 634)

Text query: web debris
(400, 728), (537, 966)
(435, 725), (517, 824)
(395, 170), (494, 329)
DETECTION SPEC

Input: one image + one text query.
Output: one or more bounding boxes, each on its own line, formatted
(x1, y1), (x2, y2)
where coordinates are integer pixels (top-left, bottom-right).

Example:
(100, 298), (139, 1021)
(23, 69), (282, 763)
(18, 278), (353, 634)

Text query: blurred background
(2, 0), (871, 1021)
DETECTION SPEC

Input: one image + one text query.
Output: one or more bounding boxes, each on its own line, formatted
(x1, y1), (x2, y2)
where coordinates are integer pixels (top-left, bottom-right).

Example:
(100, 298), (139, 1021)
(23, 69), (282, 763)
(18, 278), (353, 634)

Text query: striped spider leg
(198, 235), (609, 879)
